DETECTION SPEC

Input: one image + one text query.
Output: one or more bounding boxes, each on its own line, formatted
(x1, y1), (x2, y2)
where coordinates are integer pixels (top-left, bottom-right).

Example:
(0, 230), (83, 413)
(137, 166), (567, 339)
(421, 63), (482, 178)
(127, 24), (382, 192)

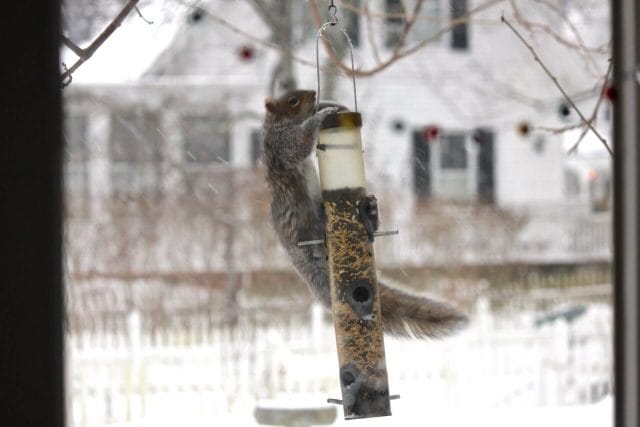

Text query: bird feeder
(313, 4), (392, 420)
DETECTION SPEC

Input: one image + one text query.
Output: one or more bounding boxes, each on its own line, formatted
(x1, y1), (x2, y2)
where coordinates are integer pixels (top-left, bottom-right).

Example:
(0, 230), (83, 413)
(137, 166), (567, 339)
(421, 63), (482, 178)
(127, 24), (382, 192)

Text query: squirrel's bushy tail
(379, 281), (469, 339)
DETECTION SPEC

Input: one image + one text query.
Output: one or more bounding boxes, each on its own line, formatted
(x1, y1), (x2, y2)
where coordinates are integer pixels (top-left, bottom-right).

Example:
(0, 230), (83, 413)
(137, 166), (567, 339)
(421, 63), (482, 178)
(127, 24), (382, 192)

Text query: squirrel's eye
(288, 97), (300, 107)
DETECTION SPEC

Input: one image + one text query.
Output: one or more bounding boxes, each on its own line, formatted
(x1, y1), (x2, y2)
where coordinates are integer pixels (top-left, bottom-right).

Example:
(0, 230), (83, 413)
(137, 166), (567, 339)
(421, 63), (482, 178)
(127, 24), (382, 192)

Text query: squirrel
(262, 89), (468, 338)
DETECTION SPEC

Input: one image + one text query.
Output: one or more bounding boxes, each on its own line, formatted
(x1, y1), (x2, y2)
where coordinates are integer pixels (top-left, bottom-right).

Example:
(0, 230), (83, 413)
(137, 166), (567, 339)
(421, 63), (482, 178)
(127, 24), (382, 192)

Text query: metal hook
(328, 1), (338, 24)
(315, 19), (358, 112)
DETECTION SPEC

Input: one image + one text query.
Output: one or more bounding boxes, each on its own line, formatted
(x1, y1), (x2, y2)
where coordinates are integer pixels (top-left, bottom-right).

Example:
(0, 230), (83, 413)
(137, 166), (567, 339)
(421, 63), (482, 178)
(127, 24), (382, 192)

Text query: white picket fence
(66, 300), (612, 427)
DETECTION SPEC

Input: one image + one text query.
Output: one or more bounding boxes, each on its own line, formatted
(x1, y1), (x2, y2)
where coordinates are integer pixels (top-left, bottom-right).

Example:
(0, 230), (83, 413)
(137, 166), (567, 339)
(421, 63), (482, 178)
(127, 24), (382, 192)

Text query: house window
(291, 1), (359, 47)
(110, 113), (160, 162)
(412, 128), (494, 203)
(386, 0), (442, 47)
(410, 0), (441, 42)
(63, 113), (89, 197)
(181, 114), (230, 164)
(450, 0), (469, 50)
(440, 133), (467, 169)
(437, 132), (470, 200)
(385, 0), (404, 47)
(109, 112), (161, 196)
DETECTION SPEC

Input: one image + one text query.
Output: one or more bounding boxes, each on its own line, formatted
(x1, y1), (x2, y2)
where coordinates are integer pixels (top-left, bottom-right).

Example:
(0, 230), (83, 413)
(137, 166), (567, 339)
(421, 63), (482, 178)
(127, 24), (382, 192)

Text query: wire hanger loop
(315, 1), (358, 112)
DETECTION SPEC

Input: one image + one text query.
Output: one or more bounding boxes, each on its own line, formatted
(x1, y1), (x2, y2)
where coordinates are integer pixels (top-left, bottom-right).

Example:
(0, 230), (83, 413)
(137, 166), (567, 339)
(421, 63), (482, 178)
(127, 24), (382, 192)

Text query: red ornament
(238, 45), (255, 61)
(423, 125), (439, 142)
(603, 84), (616, 102)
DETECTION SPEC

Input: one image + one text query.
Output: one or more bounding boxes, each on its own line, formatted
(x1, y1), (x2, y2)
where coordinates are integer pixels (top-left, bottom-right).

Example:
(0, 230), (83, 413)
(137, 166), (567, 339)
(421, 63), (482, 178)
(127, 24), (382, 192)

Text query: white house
(61, 0), (612, 283)
(63, 0), (611, 208)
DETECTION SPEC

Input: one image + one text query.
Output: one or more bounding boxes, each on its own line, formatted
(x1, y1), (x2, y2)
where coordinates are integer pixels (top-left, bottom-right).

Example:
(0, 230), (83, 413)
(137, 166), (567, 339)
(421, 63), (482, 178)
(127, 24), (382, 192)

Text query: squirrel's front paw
(315, 106), (340, 122)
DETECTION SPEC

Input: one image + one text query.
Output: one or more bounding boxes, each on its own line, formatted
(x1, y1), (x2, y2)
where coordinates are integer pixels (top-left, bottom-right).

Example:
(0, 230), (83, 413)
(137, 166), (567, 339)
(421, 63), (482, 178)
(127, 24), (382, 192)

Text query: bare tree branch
(362, 1), (382, 64)
(501, 13), (612, 156)
(310, 0), (504, 78)
(61, 0), (141, 87)
(246, 0), (280, 31)
(61, 34), (84, 56)
(392, 0), (425, 56)
(170, 0), (327, 83)
(567, 59), (613, 154)
(134, 5), (154, 25)
(510, 0), (605, 78)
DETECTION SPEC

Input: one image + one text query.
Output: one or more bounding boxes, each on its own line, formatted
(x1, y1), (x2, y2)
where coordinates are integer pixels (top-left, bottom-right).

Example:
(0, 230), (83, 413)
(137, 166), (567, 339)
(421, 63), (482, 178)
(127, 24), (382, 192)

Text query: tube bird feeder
(314, 4), (393, 418)
(316, 111), (391, 420)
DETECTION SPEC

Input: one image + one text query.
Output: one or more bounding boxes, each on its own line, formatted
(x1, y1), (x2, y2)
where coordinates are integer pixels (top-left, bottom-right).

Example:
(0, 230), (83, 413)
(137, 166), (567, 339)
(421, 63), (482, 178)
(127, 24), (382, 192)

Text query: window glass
(387, 0), (443, 46)
(385, 0), (404, 47)
(440, 132), (467, 169)
(181, 114), (230, 163)
(110, 112), (161, 195)
(62, 1), (614, 425)
(411, 0), (441, 42)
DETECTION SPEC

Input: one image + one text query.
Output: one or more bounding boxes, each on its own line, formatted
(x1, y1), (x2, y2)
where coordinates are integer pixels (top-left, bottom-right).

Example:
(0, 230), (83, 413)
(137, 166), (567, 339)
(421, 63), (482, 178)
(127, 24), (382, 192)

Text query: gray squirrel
(262, 89), (468, 338)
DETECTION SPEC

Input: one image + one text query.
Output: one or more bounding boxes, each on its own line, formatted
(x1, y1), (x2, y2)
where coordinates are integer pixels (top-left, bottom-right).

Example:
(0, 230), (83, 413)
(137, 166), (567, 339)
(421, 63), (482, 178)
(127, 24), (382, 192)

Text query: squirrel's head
(264, 90), (316, 124)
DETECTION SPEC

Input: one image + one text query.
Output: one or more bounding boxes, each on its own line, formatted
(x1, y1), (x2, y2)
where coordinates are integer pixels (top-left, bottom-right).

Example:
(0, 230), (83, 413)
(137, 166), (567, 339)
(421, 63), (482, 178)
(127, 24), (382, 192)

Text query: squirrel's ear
(265, 98), (277, 114)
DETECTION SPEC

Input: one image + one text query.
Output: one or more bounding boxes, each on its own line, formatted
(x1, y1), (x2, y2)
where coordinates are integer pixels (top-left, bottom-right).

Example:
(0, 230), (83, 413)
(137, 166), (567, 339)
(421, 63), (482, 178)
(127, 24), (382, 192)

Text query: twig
(61, 63), (73, 88)
(134, 6), (154, 25)
(309, 0), (505, 77)
(60, 0), (140, 86)
(363, 1), (382, 64)
(567, 59), (613, 154)
(61, 34), (84, 56)
(511, 0), (605, 77)
(174, 0), (319, 70)
(501, 13), (612, 156)
(392, 0), (425, 56)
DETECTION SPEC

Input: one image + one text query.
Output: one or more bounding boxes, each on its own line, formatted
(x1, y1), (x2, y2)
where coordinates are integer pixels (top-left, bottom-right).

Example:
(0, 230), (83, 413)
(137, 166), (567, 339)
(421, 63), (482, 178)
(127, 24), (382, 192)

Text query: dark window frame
(2, 2), (65, 426)
(612, 1), (640, 426)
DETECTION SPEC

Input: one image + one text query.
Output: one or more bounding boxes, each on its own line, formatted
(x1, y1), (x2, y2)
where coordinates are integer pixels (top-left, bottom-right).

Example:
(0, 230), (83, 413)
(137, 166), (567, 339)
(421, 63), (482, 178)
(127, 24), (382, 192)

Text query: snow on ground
(104, 395), (612, 427)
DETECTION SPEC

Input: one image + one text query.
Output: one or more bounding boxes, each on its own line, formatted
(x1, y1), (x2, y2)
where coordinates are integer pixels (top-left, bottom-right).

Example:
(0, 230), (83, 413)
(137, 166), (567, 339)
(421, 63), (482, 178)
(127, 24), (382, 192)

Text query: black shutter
(450, 0), (469, 50)
(475, 128), (495, 203)
(413, 130), (432, 198)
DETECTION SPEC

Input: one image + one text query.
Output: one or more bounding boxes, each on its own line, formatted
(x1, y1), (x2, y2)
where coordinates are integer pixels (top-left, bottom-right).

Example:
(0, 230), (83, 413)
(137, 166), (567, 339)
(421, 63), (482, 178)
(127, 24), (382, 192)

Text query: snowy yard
(66, 300), (612, 427)
(101, 397), (612, 427)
